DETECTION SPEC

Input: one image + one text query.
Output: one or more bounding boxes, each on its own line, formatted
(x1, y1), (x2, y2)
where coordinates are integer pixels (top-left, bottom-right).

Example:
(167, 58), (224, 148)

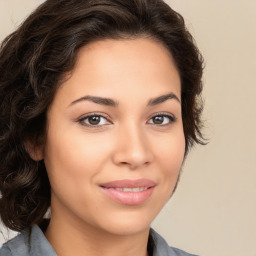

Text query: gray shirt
(0, 225), (198, 256)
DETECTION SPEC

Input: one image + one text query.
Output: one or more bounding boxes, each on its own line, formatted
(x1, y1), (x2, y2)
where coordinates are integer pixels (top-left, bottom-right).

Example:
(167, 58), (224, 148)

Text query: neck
(44, 214), (150, 256)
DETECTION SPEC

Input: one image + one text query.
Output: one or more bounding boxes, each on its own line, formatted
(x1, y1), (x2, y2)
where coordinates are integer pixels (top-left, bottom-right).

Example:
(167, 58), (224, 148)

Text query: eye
(78, 114), (111, 127)
(148, 113), (176, 126)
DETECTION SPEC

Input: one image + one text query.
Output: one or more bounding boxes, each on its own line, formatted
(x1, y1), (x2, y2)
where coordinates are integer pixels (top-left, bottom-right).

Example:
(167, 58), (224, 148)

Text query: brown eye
(79, 114), (110, 127)
(148, 114), (175, 126)
(152, 116), (164, 124)
(88, 116), (101, 125)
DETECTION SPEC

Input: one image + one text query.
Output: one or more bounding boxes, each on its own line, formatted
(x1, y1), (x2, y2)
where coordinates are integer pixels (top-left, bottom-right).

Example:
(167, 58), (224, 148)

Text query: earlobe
(24, 140), (44, 161)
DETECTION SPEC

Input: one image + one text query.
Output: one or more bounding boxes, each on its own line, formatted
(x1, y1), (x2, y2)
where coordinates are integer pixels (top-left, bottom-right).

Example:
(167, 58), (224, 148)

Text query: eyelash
(77, 112), (176, 129)
(148, 112), (176, 126)
(78, 113), (111, 129)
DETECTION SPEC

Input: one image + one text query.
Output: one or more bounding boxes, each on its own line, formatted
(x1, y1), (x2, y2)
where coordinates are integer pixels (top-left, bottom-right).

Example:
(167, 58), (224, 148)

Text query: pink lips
(100, 179), (156, 205)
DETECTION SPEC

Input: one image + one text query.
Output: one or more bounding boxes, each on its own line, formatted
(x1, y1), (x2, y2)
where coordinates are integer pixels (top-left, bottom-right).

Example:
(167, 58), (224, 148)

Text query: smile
(100, 179), (156, 205)
(113, 187), (148, 192)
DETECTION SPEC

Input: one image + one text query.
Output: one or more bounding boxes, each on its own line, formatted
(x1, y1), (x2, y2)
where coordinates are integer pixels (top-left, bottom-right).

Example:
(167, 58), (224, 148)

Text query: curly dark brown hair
(0, 0), (205, 232)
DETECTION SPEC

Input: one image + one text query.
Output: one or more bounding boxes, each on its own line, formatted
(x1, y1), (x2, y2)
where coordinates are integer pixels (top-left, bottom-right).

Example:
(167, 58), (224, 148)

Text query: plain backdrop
(0, 1), (255, 255)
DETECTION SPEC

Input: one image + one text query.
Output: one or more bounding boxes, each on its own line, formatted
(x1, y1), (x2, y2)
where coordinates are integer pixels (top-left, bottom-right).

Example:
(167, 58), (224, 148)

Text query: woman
(0, 0), (204, 255)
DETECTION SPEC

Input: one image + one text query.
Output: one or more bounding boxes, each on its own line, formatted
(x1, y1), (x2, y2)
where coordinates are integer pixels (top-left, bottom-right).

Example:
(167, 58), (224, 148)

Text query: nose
(112, 124), (154, 170)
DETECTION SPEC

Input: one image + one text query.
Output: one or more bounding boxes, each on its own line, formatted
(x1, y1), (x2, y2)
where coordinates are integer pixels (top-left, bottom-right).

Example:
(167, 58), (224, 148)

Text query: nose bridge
(113, 120), (152, 168)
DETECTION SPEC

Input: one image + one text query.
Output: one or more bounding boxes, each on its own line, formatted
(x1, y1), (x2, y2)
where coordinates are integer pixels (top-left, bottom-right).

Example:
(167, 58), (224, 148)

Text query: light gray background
(0, 1), (256, 255)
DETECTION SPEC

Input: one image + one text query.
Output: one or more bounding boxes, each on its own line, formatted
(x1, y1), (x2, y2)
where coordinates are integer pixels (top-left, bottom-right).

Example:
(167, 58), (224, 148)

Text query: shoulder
(150, 228), (199, 256)
(0, 225), (57, 256)
(0, 246), (12, 256)
(0, 230), (29, 256)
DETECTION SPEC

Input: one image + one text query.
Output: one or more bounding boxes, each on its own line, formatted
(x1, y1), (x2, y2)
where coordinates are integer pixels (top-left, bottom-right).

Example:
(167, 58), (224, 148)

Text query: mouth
(113, 187), (149, 192)
(99, 179), (156, 205)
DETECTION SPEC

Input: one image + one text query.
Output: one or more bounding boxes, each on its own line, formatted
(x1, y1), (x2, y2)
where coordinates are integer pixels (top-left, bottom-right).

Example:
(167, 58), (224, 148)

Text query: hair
(0, 0), (205, 232)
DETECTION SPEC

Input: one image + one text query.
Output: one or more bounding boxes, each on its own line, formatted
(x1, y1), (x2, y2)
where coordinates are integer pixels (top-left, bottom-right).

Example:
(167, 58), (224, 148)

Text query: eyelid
(77, 112), (112, 128)
(147, 112), (176, 125)
(76, 111), (176, 129)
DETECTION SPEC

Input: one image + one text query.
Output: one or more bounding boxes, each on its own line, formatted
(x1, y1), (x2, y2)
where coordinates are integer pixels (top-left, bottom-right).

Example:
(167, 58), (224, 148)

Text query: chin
(94, 208), (157, 236)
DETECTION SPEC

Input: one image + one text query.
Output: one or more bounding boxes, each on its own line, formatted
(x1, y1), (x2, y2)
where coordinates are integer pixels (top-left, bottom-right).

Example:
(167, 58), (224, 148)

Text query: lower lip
(100, 187), (155, 205)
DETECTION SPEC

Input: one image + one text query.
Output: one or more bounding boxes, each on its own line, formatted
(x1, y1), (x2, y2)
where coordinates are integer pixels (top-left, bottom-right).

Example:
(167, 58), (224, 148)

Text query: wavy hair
(0, 0), (204, 231)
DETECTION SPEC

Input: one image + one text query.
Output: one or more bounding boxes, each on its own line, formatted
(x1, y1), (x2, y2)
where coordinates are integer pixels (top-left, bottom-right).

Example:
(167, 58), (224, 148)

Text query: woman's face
(43, 38), (185, 235)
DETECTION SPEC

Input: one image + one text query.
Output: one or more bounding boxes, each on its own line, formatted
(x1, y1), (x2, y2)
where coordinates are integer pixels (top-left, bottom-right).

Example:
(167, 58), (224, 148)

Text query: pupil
(89, 116), (100, 125)
(154, 116), (163, 124)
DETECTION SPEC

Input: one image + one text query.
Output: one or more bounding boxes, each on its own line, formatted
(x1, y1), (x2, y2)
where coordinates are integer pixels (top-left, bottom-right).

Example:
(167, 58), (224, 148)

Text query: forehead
(74, 37), (178, 80)
(53, 37), (181, 108)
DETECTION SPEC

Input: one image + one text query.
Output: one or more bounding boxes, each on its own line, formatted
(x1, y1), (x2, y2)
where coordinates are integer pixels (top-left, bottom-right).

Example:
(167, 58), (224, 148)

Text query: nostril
(119, 161), (150, 169)
(112, 139), (154, 169)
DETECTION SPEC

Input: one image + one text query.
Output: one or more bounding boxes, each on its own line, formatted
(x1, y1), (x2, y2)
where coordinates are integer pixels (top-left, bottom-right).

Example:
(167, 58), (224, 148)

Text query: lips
(100, 179), (156, 205)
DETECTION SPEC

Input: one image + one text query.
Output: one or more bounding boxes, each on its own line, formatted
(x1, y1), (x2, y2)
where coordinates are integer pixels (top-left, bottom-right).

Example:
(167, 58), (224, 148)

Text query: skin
(34, 37), (185, 256)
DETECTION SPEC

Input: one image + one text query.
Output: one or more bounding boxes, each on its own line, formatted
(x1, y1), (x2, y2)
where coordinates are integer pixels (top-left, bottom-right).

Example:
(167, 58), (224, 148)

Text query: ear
(25, 140), (44, 161)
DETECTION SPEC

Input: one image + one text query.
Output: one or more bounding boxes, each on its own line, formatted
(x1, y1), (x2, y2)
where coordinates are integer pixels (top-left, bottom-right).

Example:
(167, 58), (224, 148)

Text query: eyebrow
(70, 95), (118, 107)
(147, 92), (180, 106)
(69, 92), (180, 107)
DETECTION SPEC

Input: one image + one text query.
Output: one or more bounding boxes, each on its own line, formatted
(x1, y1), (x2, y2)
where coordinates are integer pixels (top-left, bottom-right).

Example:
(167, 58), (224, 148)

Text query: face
(42, 38), (185, 236)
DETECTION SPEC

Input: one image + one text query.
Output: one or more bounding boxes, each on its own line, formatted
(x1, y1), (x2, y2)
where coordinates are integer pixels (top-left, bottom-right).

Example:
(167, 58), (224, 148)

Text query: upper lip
(100, 179), (156, 189)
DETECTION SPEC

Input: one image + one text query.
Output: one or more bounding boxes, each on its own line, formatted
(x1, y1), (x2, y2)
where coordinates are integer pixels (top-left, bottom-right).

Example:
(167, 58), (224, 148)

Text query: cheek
(43, 125), (112, 196)
(157, 129), (185, 166)
(155, 129), (185, 185)
(146, 129), (185, 215)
